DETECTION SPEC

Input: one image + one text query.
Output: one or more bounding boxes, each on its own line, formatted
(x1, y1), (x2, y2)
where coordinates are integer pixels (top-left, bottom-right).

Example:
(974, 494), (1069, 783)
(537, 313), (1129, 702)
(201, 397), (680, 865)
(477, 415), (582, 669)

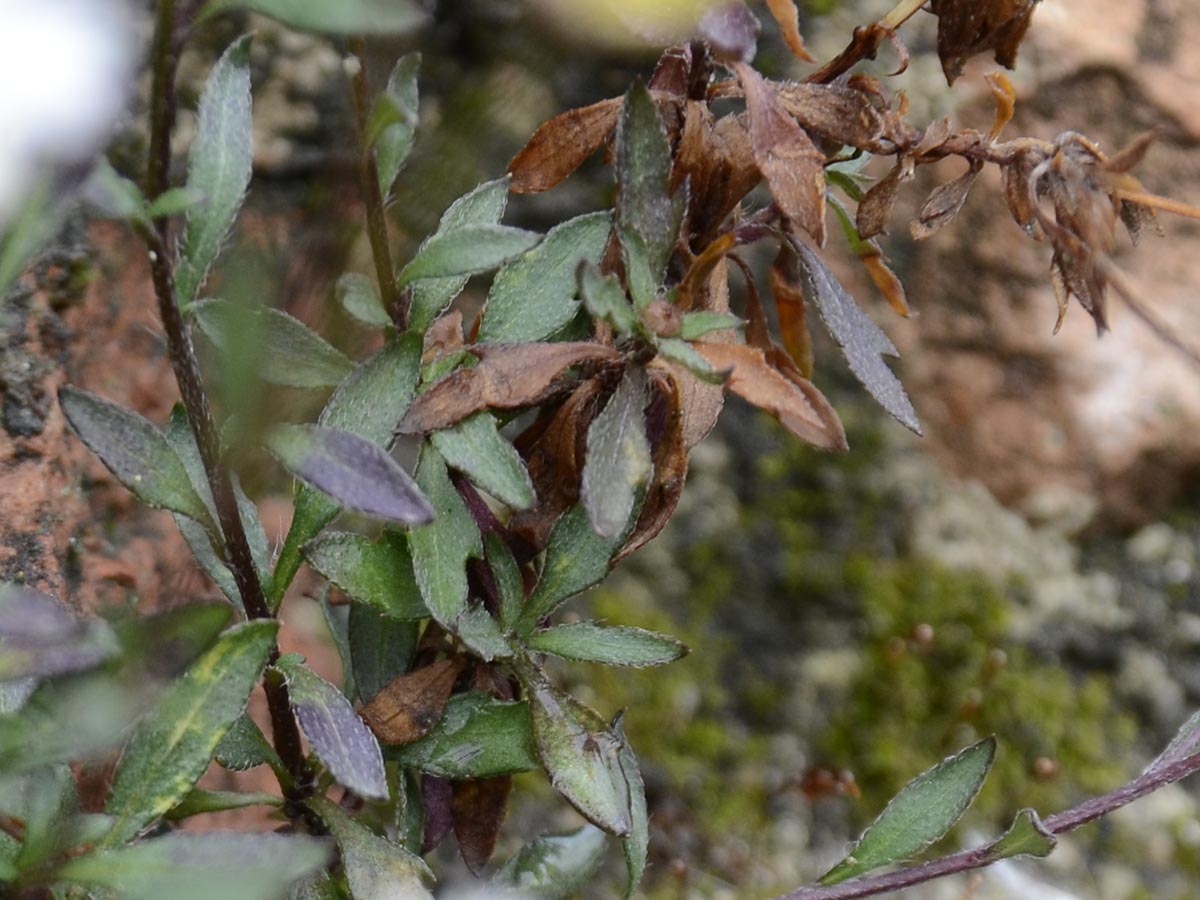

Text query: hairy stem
(774, 750), (1200, 900)
(348, 37), (407, 328)
(142, 0), (310, 801)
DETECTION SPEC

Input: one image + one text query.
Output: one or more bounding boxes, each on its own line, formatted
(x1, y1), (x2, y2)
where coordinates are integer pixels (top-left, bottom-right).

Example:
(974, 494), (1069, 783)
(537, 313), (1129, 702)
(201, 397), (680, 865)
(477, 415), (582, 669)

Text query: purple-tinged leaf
(269, 424), (434, 526)
(0, 585), (117, 681)
(421, 774), (454, 854)
(791, 240), (922, 435)
(276, 657), (387, 800)
(1144, 709), (1200, 777)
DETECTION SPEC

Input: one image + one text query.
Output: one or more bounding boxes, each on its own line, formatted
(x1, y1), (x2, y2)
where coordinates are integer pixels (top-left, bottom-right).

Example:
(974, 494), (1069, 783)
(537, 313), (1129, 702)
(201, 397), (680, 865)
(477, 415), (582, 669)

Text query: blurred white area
(0, 0), (134, 231)
(531, 0), (719, 49)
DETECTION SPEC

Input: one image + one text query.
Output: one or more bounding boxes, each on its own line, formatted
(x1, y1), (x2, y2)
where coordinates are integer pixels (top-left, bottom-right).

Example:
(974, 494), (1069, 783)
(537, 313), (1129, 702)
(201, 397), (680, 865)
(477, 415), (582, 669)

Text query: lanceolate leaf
(0, 585), (117, 681)
(408, 447), (481, 628)
(309, 796), (434, 900)
(517, 505), (619, 635)
(526, 675), (633, 836)
(372, 53), (421, 196)
(431, 412), (535, 511)
(105, 620), (278, 844)
(398, 224), (540, 287)
(58, 832), (330, 900)
(270, 424), (434, 526)
(491, 826), (608, 898)
(792, 241), (922, 434)
(337, 273), (390, 328)
(361, 659), (463, 746)
(273, 333), (423, 605)
(581, 368), (652, 540)
(348, 603), (420, 703)
(508, 97), (622, 194)
(820, 737), (997, 885)
(166, 788), (282, 820)
(619, 735), (649, 898)
(276, 657), (388, 800)
(480, 211), (613, 344)
(578, 261), (638, 336)
(59, 387), (214, 530)
(303, 531), (428, 619)
(394, 693), (538, 779)
(616, 81), (681, 278)
(176, 36), (253, 309)
(214, 714), (283, 773)
(526, 622), (687, 668)
(407, 178), (510, 332)
(193, 299), (354, 388)
(202, 0), (428, 36)
(486, 533), (525, 632)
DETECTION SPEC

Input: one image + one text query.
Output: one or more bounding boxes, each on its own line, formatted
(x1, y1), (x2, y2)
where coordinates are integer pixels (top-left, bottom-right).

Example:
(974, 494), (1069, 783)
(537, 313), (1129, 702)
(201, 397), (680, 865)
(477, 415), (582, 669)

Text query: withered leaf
(1002, 152), (1041, 237)
(769, 246), (815, 378)
(398, 343), (621, 435)
(361, 658), (464, 745)
(830, 197), (911, 318)
(775, 83), (886, 149)
(911, 161), (983, 240)
(648, 43), (693, 98)
(792, 240), (921, 434)
(985, 70), (1017, 142)
(695, 342), (847, 451)
(932, 0), (1040, 85)
(508, 98), (622, 194)
(736, 62), (826, 244)
(669, 257), (730, 450)
(422, 775), (454, 855)
(765, 0), (814, 61)
(856, 162), (909, 240)
(452, 777), (512, 875)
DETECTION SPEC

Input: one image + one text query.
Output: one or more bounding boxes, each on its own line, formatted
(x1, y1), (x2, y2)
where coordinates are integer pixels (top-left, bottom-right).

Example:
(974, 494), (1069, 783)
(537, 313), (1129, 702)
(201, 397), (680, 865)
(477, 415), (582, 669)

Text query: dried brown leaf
(774, 83), (886, 149)
(769, 246), (815, 378)
(670, 260), (729, 450)
(361, 658), (465, 745)
(452, 776), (512, 875)
(932, 0), (1040, 85)
(856, 161), (909, 240)
(860, 248), (911, 317)
(765, 0), (815, 62)
(695, 342), (847, 451)
(911, 161), (983, 240)
(399, 343), (622, 435)
(985, 71), (1016, 142)
(508, 98), (622, 194)
(736, 62), (826, 244)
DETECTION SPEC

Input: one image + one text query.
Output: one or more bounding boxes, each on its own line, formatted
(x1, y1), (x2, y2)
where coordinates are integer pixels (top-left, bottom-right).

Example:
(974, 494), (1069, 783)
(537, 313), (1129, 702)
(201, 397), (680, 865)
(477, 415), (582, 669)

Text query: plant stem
(805, 0), (926, 85)
(774, 750), (1200, 900)
(141, 0), (310, 800)
(347, 37), (407, 328)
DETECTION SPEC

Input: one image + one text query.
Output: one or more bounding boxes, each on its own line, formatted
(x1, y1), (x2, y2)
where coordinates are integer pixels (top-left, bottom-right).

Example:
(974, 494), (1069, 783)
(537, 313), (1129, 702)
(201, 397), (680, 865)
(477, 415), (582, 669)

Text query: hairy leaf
(59, 832), (330, 900)
(991, 808), (1056, 860)
(166, 788), (281, 820)
(59, 387), (214, 529)
(270, 424), (434, 526)
(821, 737), (997, 884)
(304, 532), (427, 619)
(578, 261), (638, 336)
(581, 369), (651, 539)
(517, 505), (619, 634)
(394, 692), (537, 779)
(492, 826), (608, 899)
(276, 657), (388, 800)
(480, 211), (612, 343)
(456, 604), (513, 662)
(399, 225), (539, 288)
(337, 273), (390, 329)
(432, 412), (535, 510)
(176, 36), (253, 308)
(487, 533), (525, 632)
(408, 447), (481, 627)
(526, 622), (686, 668)
(309, 796), (433, 900)
(214, 714), (282, 772)
(349, 603), (420, 703)
(616, 81), (681, 278)
(203, 0), (428, 35)
(105, 620), (277, 843)
(372, 53), (420, 195)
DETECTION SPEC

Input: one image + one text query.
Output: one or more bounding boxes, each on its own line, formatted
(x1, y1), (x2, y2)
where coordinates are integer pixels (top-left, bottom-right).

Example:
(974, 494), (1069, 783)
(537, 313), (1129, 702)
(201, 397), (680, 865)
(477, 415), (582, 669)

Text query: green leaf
(517, 505), (618, 635)
(371, 54), (420, 195)
(147, 186), (204, 219)
(680, 311), (744, 341)
(349, 603), (419, 704)
(193, 299), (354, 389)
(308, 796), (434, 900)
(525, 623), (686, 668)
(215, 714), (283, 773)
(276, 658), (388, 800)
(270, 424), (434, 526)
(176, 35), (254, 309)
(479, 211), (612, 343)
(486, 533), (524, 633)
(399, 225), (540, 288)
(113, 601), (235, 680)
(654, 337), (721, 382)
(85, 159), (149, 223)
(105, 620), (278, 844)
(393, 693), (537, 779)
(337, 273), (390, 329)
(619, 227), (656, 313)
(272, 333), (423, 605)
(304, 532), (427, 619)
(492, 826), (608, 899)
(820, 736), (997, 885)
(581, 368), (651, 540)
(408, 447), (482, 628)
(14, 765), (76, 871)
(59, 387), (214, 530)
(431, 412), (535, 511)
(0, 180), (62, 298)
(406, 178), (510, 332)
(455, 605), (512, 662)
(58, 832), (331, 900)
(991, 808), (1056, 860)
(578, 261), (637, 336)
(615, 80), (682, 279)
(203, 0), (428, 35)
(167, 788), (281, 820)
(618, 733), (648, 898)
(525, 674), (633, 836)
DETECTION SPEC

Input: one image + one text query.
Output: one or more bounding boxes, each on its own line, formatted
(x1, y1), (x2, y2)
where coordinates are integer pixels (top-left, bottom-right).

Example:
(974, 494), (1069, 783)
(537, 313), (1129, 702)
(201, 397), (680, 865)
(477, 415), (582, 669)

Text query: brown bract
(695, 342), (847, 452)
(931, 0), (1041, 84)
(736, 62), (826, 245)
(360, 657), (465, 745)
(397, 342), (622, 435)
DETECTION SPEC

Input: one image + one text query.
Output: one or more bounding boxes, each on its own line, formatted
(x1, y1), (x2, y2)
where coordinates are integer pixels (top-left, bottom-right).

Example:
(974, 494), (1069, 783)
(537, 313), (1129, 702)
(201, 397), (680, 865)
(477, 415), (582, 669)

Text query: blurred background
(3, 0), (1200, 897)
